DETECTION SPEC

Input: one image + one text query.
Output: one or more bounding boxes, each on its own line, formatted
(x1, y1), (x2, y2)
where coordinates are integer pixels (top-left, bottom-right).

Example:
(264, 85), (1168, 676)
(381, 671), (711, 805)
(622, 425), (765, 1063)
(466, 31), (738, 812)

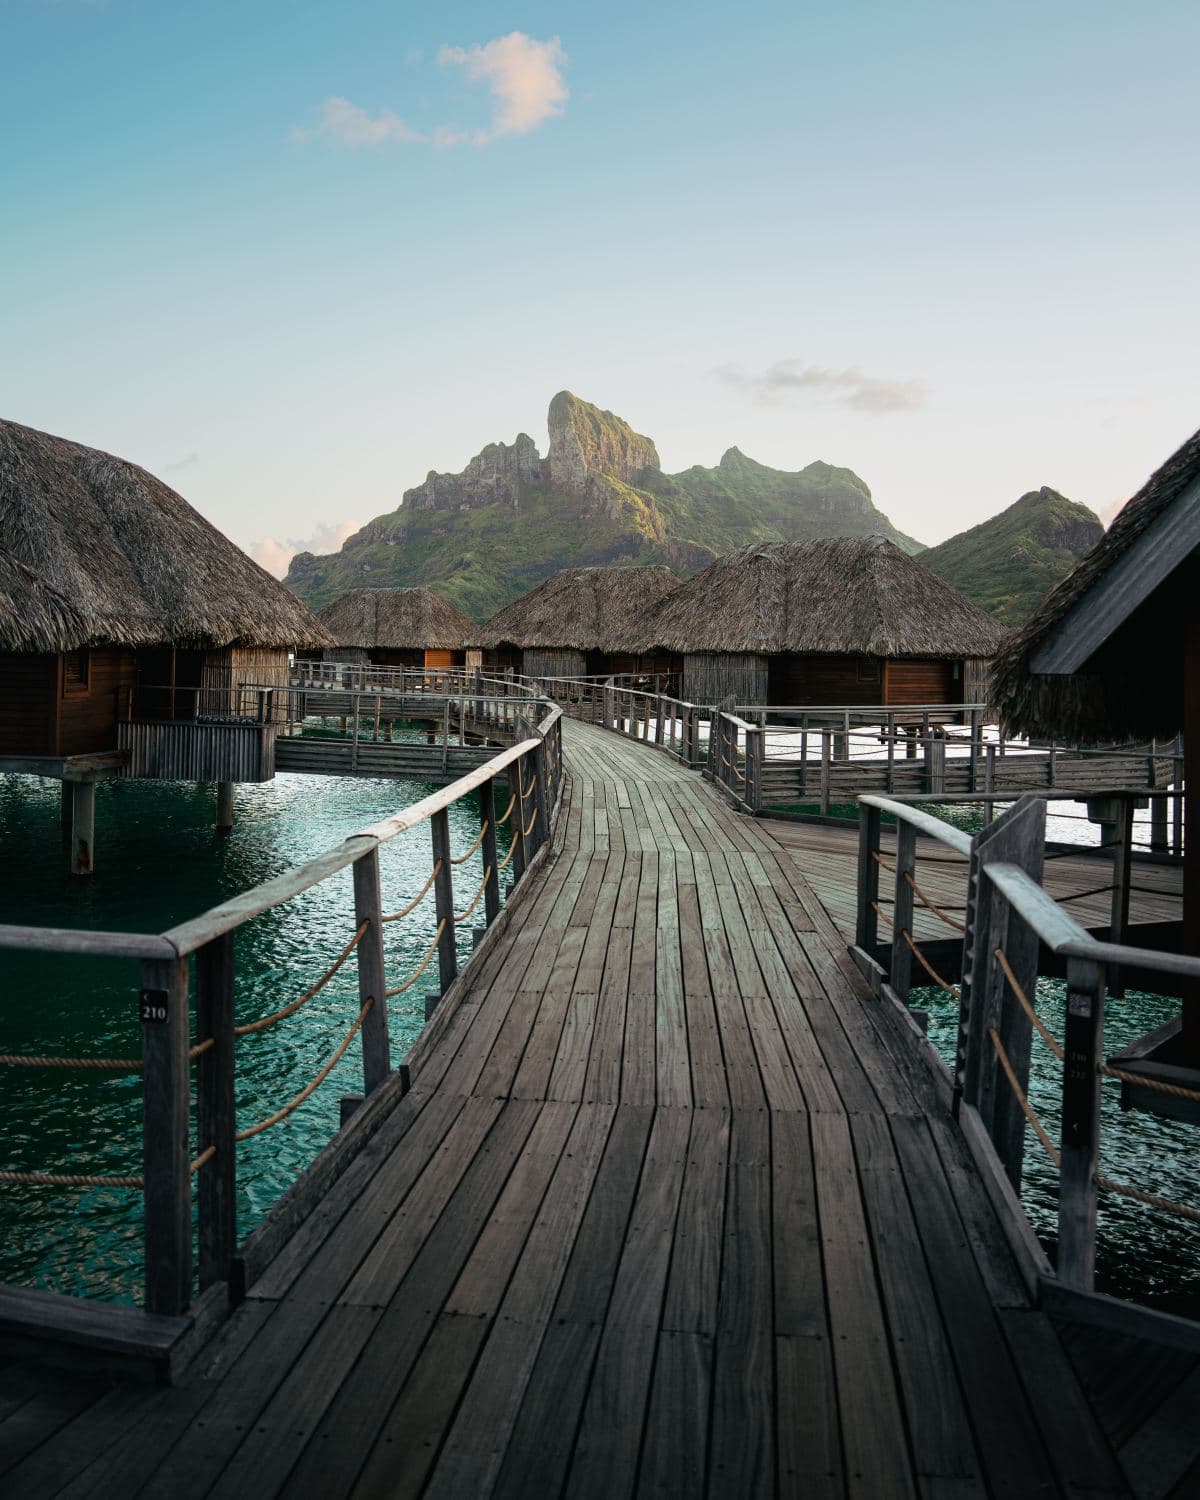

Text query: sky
(2, 0), (1198, 575)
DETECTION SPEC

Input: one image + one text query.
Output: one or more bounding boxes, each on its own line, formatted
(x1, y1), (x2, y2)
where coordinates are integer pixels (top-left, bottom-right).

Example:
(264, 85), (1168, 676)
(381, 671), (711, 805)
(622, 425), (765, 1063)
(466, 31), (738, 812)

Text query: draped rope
(235, 999), (372, 1142)
(993, 948), (1064, 1061)
(385, 921), (447, 998)
(382, 862), (443, 923)
(904, 871), (967, 934)
(450, 824), (489, 866)
(235, 922), (368, 1036)
(901, 929), (961, 1000)
(988, 1027), (1061, 1167)
(455, 867), (492, 924)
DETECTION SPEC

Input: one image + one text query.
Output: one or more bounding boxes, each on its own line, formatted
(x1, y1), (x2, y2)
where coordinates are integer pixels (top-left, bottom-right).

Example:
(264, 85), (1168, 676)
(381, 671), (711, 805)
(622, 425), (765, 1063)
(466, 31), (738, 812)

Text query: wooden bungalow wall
(523, 648), (588, 680)
(201, 647), (290, 723)
(882, 658), (959, 704)
(0, 649), (138, 757)
(682, 653), (768, 706)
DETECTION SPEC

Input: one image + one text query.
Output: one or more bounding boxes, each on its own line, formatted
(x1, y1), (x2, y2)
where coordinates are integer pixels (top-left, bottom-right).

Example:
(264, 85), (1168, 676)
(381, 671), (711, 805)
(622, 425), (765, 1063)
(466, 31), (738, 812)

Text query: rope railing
(522, 810), (538, 839)
(235, 921), (368, 1037)
(0, 1167), (145, 1189)
(455, 866), (492, 924)
(869, 898), (893, 928)
(382, 861), (443, 923)
(1099, 1062), (1200, 1104)
(904, 870), (967, 933)
(900, 928), (961, 999)
(450, 823), (489, 865)
(235, 999), (373, 1142)
(988, 1027), (1061, 1168)
(0, 1053), (140, 1071)
(385, 920), (447, 998)
(1095, 1175), (1200, 1225)
(497, 836), (520, 874)
(994, 948), (1064, 1061)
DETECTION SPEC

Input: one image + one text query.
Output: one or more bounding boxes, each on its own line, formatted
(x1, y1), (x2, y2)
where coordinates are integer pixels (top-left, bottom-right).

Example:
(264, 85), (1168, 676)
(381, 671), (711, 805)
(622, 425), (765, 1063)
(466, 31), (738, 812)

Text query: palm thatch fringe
(643, 537), (1007, 657)
(0, 419), (332, 653)
(473, 565), (683, 651)
(993, 426), (1200, 740)
(317, 588), (475, 651)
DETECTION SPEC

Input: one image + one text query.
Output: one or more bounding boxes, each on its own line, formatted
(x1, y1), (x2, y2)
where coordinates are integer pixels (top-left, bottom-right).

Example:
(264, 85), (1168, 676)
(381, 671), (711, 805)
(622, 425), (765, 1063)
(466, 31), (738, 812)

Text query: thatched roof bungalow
(316, 587), (475, 671)
(993, 427), (1200, 1066)
(643, 537), (1007, 706)
(473, 565), (684, 680)
(0, 417), (331, 762)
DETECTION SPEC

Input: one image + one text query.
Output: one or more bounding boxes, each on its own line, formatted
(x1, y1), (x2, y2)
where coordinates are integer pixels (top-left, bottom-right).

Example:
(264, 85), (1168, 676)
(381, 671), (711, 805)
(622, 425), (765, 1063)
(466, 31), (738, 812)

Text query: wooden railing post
(352, 846), (391, 1093)
(959, 795), (1046, 1122)
(531, 737), (549, 854)
(889, 823), (917, 1005)
(141, 954), (192, 1316)
(196, 933), (236, 1292)
(819, 731), (832, 815)
(430, 810), (458, 1000)
(480, 777), (500, 927)
(747, 728), (764, 810)
(1108, 796), (1133, 998)
(1058, 955), (1105, 1289)
(855, 801), (882, 954)
(507, 758), (528, 886)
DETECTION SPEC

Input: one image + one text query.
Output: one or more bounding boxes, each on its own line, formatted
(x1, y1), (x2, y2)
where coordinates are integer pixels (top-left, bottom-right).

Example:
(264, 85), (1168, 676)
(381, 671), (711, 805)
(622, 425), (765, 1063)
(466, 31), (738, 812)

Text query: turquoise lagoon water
(0, 764), (509, 1304)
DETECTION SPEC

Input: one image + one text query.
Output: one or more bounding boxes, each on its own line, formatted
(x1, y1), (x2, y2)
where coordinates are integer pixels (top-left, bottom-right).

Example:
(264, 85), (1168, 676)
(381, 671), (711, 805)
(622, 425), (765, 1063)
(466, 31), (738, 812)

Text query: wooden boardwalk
(1, 719), (1195, 1498)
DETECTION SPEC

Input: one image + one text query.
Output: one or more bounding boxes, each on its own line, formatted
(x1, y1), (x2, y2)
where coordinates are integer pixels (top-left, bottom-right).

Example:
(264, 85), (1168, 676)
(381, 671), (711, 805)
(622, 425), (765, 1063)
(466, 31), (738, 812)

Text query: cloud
(293, 32), (567, 150)
(291, 97), (426, 148)
(250, 519), (361, 579)
(437, 32), (568, 143)
(715, 359), (927, 414)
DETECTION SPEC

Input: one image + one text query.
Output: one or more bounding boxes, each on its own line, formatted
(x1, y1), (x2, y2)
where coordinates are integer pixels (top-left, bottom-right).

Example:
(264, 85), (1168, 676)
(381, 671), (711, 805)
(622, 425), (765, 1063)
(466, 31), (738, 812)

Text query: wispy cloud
(291, 97), (426, 148)
(715, 359), (927, 414)
(163, 451), (199, 472)
(293, 32), (567, 150)
(437, 33), (568, 143)
(250, 519), (361, 579)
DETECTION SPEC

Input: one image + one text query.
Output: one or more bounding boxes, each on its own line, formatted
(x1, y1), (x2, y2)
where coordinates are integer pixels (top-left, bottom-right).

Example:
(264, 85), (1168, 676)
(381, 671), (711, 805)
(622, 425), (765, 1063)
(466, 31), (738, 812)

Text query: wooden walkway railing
(0, 691), (563, 1329)
(849, 792), (1200, 1297)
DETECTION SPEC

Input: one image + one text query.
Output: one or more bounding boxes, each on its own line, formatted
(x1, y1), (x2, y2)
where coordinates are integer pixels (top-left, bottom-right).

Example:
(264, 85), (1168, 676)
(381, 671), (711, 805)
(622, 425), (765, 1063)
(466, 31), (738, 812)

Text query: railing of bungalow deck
(849, 792), (1199, 1295)
(0, 692), (563, 1320)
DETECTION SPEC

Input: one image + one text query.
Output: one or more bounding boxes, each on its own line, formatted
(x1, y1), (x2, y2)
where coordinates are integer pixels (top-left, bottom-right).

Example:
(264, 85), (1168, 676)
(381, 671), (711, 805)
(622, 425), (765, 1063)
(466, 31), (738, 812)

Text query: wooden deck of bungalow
(2, 718), (1198, 1499)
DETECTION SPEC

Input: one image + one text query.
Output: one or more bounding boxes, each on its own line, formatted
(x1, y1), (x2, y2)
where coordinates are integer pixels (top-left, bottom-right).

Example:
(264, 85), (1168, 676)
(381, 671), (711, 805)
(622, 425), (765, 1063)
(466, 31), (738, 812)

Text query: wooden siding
(118, 722), (277, 782)
(423, 649), (461, 670)
(883, 658), (959, 704)
(324, 647), (371, 666)
(0, 655), (56, 756)
(57, 648), (137, 754)
(963, 657), (994, 706)
(201, 647), (290, 723)
(768, 652), (885, 706)
(523, 648), (587, 680)
(682, 651), (768, 705)
(371, 648), (424, 669)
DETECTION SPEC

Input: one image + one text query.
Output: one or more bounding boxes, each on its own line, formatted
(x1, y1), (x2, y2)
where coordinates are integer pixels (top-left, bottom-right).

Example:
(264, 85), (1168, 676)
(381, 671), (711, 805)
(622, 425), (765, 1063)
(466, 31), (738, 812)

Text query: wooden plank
(775, 1334), (844, 1500)
(810, 1111), (917, 1499)
(662, 1106), (730, 1336)
(654, 850), (693, 1108)
(636, 1330), (713, 1499)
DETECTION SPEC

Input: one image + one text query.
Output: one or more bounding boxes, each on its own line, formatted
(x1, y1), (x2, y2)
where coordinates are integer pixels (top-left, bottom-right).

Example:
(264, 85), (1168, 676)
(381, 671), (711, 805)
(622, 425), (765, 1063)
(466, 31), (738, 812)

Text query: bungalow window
(856, 656), (880, 682)
(62, 648), (90, 696)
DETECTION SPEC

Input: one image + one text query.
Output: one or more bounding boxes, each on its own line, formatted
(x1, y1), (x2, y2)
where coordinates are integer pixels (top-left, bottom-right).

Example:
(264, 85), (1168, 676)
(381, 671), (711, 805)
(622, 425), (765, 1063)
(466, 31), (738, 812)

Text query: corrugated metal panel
(117, 723), (276, 782)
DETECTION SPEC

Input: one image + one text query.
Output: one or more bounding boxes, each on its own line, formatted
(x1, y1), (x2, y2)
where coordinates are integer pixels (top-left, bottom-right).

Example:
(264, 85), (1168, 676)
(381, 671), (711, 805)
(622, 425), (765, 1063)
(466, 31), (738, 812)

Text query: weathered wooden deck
(2, 719), (1197, 1498)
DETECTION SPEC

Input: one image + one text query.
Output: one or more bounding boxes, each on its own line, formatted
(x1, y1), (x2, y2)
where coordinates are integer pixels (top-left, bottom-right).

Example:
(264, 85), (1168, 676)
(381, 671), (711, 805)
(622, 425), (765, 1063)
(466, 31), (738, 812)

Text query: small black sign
(140, 988), (169, 1025)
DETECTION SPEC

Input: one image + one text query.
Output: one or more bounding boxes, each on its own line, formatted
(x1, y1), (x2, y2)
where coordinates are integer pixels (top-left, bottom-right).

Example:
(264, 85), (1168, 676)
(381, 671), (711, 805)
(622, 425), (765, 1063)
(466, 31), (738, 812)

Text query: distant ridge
(284, 392), (923, 620)
(920, 487), (1104, 625)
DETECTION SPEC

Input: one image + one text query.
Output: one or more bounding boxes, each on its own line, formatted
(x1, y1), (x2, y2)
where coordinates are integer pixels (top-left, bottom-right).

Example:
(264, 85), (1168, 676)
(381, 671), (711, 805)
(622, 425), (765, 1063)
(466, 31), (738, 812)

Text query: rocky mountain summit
(285, 390), (922, 620)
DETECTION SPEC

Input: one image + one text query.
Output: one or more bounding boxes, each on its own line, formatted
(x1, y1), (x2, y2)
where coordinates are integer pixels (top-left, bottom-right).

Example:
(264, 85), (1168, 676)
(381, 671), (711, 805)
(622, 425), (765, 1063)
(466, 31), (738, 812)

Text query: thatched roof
(317, 587), (474, 650)
(0, 418), (332, 653)
(993, 426), (1200, 740)
(473, 566), (683, 651)
(643, 537), (1007, 657)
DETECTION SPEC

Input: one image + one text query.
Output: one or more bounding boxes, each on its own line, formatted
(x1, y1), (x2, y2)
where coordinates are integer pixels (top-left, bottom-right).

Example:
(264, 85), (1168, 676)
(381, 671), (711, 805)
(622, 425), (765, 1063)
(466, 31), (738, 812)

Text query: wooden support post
(1151, 790), (1168, 854)
(855, 801), (882, 954)
(531, 737), (549, 853)
(969, 708), (981, 793)
(480, 777), (501, 928)
(141, 954), (192, 1316)
(1058, 956), (1105, 1289)
(1108, 797), (1133, 998)
(216, 781), (235, 834)
(819, 732), (832, 816)
(352, 847), (391, 1093)
(351, 692), (360, 772)
(430, 810), (458, 1000)
(655, 693), (664, 746)
(506, 758), (528, 886)
(747, 729), (764, 811)
(984, 744), (996, 825)
(959, 795), (1046, 1122)
(196, 933), (236, 1291)
(889, 823), (917, 1005)
(886, 715), (895, 795)
(70, 779), (95, 875)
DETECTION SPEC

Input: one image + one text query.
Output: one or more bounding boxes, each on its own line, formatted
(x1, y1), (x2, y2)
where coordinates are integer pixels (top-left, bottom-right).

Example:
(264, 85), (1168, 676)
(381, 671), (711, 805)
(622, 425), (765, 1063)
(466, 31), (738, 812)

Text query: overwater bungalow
(316, 586), (476, 673)
(0, 418), (332, 861)
(642, 536), (1007, 707)
(473, 564), (683, 681)
(994, 424), (1200, 1082)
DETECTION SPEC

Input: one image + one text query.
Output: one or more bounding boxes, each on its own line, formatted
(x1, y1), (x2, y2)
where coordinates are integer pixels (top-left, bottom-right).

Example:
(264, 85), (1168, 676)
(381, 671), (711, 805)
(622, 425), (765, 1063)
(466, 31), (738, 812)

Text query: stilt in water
(70, 780), (95, 875)
(216, 781), (235, 834)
